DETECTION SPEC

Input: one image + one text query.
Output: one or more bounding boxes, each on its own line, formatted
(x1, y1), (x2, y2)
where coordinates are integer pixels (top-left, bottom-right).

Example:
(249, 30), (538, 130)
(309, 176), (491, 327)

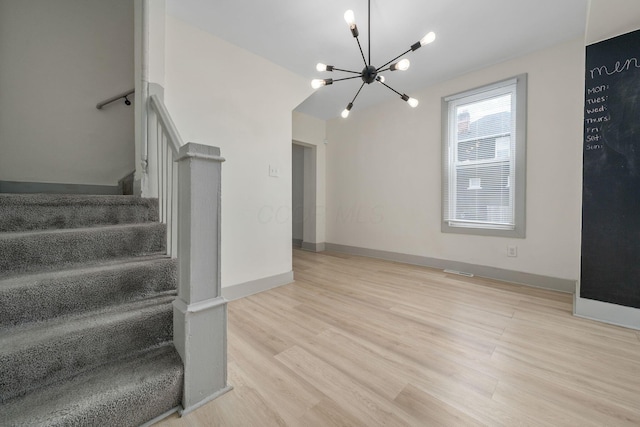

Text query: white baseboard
(222, 271), (294, 301)
(301, 241), (325, 252)
(179, 385), (234, 417)
(574, 283), (640, 330)
(324, 243), (576, 294)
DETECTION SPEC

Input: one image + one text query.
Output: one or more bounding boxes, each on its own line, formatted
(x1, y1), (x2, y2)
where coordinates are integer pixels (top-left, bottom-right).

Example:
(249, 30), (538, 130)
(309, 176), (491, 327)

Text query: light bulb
(344, 10), (356, 27)
(316, 63), (334, 72)
(341, 102), (353, 118)
(391, 59), (410, 71)
(420, 32), (436, 46)
(401, 94), (419, 107)
(311, 78), (332, 89)
(397, 59), (410, 71)
(377, 75), (385, 83)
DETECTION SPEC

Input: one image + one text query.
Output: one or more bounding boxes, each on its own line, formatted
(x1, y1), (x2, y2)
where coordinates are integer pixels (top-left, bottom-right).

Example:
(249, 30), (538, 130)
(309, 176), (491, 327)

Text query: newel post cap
(176, 143), (225, 163)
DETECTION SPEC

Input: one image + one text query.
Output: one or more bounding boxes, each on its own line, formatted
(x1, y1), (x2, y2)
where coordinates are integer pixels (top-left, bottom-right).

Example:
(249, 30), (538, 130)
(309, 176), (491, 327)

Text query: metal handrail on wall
(96, 89), (135, 109)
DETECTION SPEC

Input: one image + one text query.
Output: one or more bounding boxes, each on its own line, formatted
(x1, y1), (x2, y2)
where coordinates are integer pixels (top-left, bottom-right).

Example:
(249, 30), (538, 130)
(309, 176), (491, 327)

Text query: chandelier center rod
(368, 0), (371, 66)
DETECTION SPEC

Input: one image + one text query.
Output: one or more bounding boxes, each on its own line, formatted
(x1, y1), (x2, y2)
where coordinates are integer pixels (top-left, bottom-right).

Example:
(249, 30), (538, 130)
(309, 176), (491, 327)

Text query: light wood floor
(157, 249), (640, 426)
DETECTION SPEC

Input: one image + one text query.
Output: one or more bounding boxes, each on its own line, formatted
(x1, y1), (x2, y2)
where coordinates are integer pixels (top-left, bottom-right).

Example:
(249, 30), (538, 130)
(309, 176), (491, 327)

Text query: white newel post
(172, 143), (231, 414)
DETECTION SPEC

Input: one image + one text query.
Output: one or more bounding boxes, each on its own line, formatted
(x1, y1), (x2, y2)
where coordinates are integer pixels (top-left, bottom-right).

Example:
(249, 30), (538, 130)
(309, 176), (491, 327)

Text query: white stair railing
(148, 93), (181, 257)
(146, 87), (231, 414)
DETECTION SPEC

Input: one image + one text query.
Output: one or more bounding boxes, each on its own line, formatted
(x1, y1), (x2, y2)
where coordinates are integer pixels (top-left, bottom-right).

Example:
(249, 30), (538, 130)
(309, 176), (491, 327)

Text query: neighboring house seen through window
(442, 74), (527, 237)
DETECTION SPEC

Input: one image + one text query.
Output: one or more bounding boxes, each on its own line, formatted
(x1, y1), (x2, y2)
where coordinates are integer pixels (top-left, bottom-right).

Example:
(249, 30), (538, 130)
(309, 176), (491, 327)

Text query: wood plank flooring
(156, 249), (640, 426)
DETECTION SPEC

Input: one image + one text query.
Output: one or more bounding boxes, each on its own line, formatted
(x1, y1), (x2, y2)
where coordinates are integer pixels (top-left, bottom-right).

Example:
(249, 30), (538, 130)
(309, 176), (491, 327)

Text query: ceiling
(167, 0), (589, 120)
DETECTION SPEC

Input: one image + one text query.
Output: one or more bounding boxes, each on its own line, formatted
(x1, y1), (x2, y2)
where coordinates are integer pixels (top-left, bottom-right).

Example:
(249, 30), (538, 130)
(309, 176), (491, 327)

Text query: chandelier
(312, 0), (435, 118)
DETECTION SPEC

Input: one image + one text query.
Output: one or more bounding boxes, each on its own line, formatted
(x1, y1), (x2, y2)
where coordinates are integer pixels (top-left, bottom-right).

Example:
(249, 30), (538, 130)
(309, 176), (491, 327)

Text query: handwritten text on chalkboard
(585, 57), (640, 151)
(589, 57), (640, 78)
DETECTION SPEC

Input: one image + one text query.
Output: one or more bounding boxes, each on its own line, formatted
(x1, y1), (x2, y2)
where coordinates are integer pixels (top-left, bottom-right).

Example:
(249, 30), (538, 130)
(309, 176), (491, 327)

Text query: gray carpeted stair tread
(0, 194), (182, 426)
(0, 344), (183, 427)
(0, 255), (177, 328)
(0, 223), (166, 276)
(0, 194), (159, 232)
(0, 295), (175, 403)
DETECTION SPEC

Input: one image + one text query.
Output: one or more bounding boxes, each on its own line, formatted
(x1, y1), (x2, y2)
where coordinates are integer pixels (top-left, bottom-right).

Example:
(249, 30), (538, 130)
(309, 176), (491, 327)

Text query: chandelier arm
(355, 37), (368, 67)
(333, 68), (361, 74)
(378, 80), (403, 97)
(351, 82), (366, 104)
(377, 67), (391, 73)
(377, 48), (412, 71)
(334, 75), (364, 83)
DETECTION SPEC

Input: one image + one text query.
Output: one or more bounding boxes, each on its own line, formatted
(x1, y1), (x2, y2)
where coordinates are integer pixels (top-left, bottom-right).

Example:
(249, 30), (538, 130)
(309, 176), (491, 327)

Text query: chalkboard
(581, 29), (640, 309)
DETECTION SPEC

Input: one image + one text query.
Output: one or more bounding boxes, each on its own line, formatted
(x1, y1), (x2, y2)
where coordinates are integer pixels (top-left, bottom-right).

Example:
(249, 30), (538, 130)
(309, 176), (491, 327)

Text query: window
(442, 74), (526, 237)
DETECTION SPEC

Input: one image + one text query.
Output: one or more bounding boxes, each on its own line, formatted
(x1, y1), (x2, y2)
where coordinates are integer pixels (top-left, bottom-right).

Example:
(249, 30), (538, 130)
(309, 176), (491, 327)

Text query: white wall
(586, 0), (640, 44)
(292, 111), (327, 245)
(0, 0), (134, 186)
(325, 38), (585, 281)
(164, 15), (312, 288)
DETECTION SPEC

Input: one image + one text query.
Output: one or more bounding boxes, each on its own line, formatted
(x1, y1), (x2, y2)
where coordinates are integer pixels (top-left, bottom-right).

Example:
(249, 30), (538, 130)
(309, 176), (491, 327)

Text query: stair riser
(0, 303), (174, 403)
(0, 259), (177, 328)
(0, 224), (166, 275)
(0, 195), (159, 232)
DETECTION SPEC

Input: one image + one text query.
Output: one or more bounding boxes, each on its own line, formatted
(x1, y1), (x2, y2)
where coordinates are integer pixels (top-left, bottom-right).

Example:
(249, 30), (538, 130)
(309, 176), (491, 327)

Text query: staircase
(0, 194), (183, 426)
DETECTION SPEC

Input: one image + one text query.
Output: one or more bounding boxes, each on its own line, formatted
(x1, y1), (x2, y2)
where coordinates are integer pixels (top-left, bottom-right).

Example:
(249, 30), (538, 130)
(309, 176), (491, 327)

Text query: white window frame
(441, 74), (527, 238)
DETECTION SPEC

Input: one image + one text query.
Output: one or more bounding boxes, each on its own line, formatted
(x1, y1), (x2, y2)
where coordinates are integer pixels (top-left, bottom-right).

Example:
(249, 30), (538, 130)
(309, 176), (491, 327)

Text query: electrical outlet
(269, 165), (279, 177)
(507, 245), (518, 257)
